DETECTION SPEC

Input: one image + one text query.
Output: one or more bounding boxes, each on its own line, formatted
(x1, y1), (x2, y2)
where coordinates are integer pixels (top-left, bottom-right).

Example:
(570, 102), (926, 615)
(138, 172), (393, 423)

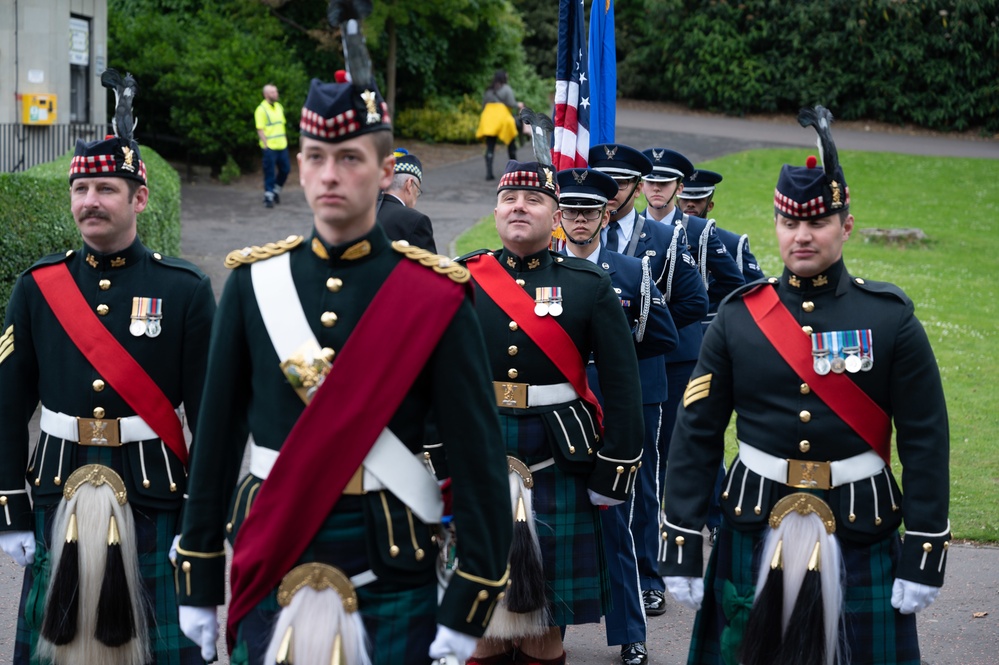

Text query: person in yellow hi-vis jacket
(255, 83), (290, 208)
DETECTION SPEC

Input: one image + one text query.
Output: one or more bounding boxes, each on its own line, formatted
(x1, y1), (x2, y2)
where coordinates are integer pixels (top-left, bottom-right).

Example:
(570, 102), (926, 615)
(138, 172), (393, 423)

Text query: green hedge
(613, 0), (999, 134)
(0, 146), (181, 317)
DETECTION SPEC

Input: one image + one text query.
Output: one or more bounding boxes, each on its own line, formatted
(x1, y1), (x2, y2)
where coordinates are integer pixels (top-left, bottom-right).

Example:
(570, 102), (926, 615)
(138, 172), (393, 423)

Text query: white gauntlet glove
(179, 605), (219, 662)
(891, 579), (940, 615)
(0, 531), (35, 566)
(428, 624), (478, 664)
(665, 575), (704, 611)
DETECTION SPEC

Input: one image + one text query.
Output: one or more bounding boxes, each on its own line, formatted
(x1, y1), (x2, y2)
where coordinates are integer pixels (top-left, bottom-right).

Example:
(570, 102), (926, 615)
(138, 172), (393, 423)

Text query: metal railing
(0, 123), (108, 173)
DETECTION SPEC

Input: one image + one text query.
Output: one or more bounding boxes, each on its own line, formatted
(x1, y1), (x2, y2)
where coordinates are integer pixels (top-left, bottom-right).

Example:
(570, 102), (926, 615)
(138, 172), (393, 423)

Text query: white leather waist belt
(40, 405), (181, 447)
(249, 428), (443, 524)
(738, 440), (885, 490)
(493, 381), (578, 409)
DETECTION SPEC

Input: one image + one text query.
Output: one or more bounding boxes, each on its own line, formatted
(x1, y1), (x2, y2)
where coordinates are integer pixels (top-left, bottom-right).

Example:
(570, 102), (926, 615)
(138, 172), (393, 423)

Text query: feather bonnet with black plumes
(773, 105), (850, 221)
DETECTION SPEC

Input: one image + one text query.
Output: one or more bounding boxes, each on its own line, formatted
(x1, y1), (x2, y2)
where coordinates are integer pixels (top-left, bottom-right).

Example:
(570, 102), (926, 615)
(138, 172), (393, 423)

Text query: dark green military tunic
(176, 226), (511, 656)
(0, 238), (215, 664)
(461, 247), (644, 626)
(661, 259), (950, 663)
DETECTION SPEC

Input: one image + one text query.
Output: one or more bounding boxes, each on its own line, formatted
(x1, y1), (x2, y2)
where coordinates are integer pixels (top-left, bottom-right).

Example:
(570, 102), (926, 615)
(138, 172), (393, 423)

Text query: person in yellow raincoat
(476, 70), (523, 180)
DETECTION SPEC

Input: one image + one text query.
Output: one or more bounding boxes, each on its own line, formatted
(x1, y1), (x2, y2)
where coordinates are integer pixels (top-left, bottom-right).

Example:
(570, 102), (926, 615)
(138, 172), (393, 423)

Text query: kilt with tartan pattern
(230, 497), (437, 665)
(500, 413), (610, 627)
(688, 521), (919, 665)
(14, 502), (200, 665)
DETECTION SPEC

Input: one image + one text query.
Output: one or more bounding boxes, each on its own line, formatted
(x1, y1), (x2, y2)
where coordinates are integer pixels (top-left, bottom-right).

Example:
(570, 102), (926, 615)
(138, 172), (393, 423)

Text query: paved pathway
(2, 107), (997, 664)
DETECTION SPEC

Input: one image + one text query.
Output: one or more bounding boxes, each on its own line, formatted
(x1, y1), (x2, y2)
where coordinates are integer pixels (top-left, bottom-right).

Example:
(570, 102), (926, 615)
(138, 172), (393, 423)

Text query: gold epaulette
(392, 240), (470, 284)
(224, 235), (304, 269)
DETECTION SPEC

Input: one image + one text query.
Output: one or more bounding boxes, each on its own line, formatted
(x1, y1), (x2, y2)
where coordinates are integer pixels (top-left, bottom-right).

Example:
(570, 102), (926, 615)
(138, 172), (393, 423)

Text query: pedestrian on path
(255, 83), (290, 208)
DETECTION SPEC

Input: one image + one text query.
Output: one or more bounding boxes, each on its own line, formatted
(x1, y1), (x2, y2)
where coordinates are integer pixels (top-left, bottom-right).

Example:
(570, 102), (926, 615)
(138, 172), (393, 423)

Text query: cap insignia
(603, 146), (618, 160)
(543, 167), (555, 190)
(361, 90), (380, 124)
(651, 148), (664, 161)
(572, 169), (587, 184)
(122, 145), (136, 173)
(830, 180), (843, 208)
(690, 170), (699, 181)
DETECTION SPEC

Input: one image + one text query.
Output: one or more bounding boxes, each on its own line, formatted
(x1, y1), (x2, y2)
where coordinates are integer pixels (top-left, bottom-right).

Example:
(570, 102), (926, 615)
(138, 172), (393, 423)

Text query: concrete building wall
(0, 0), (107, 125)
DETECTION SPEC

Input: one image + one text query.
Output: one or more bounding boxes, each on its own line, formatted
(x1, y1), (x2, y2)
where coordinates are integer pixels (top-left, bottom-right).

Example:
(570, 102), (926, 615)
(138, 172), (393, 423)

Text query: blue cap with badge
(641, 147), (693, 182)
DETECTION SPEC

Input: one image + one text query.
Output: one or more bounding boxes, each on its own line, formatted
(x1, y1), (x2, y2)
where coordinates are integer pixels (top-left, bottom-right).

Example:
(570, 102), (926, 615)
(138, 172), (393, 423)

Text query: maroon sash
(227, 258), (465, 645)
(466, 254), (604, 429)
(743, 284), (891, 462)
(32, 263), (188, 465)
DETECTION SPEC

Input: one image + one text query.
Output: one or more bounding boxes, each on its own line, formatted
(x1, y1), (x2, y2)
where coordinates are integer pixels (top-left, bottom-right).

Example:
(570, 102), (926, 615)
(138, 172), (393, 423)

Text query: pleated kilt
(230, 499), (437, 665)
(499, 413), (610, 627)
(688, 522), (920, 665)
(14, 503), (200, 665)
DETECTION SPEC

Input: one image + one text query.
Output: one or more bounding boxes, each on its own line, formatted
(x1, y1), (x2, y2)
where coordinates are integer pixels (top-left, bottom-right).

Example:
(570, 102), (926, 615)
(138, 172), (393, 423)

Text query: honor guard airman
(459, 121), (645, 665)
(588, 143), (709, 618)
(661, 106), (950, 665)
(556, 166), (678, 665)
(0, 70), (216, 665)
(174, 46), (511, 665)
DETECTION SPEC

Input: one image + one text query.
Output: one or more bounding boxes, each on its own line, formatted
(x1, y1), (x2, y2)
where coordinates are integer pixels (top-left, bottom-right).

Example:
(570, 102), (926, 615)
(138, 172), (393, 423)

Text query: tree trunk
(386, 17), (397, 117)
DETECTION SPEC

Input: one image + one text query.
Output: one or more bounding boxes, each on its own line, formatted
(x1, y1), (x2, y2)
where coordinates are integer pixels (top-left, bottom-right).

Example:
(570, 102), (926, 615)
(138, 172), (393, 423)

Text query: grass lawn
(455, 149), (999, 542)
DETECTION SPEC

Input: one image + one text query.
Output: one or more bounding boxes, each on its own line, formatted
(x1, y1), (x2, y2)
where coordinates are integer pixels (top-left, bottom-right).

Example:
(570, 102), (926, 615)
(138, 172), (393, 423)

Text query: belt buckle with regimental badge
(787, 459), (832, 490)
(77, 417), (121, 447)
(280, 341), (333, 405)
(493, 381), (527, 408)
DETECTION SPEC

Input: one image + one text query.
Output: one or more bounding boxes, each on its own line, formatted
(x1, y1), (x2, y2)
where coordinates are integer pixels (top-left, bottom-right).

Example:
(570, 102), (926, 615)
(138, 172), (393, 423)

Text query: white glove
(0, 531), (36, 566)
(665, 575), (704, 611)
(169, 535), (180, 566)
(179, 605), (219, 662)
(428, 624), (478, 664)
(587, 489), (624, 507)
(891, 579), (940, 615)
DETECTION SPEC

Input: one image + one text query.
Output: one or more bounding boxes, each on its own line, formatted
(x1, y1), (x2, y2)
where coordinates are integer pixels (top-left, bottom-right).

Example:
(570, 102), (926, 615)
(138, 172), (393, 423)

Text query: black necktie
(606, 220), (621, 251)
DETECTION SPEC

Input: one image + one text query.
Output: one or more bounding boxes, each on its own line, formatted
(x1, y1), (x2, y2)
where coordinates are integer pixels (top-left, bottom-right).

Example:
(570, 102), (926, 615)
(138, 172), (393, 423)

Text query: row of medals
(129, 297), (162, 338)
(534, 287), (563, 317)
(811, 330), (873, 375)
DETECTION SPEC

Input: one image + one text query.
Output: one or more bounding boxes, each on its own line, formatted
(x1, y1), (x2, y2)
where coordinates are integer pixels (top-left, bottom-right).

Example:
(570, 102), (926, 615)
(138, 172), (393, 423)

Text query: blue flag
(588, 0), (616, 145)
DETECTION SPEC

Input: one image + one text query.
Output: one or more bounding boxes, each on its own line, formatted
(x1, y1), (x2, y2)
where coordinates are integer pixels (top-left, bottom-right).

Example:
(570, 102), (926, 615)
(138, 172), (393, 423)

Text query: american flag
(553, 0), (590, 170)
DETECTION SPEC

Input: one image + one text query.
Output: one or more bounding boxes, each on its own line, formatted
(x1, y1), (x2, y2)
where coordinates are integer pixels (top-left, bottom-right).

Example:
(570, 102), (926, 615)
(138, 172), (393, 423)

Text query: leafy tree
(108, 0), (310, 170)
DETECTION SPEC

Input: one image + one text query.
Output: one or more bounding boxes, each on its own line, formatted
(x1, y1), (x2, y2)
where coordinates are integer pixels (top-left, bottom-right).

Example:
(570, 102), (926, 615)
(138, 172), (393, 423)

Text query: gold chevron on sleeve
(683, 373), (712, 408)
(0, 325), (13, 365)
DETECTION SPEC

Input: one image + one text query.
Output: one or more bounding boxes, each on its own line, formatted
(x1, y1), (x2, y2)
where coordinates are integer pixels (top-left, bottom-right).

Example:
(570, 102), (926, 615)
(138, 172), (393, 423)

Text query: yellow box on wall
(22, 94), (58, 125)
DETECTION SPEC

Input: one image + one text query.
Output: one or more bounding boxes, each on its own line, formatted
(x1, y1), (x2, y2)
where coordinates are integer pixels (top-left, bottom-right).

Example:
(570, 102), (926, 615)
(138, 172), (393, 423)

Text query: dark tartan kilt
(14, 503), (200, 665)
(688, 521), (920, 665)
(230, 501), (437, 665)
(499, 413), (610, 627)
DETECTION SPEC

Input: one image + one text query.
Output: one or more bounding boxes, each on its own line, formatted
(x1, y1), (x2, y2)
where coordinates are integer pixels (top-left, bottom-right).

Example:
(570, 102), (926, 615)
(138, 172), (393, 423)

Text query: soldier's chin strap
(559, 216), (604, 246)
(610, 180), (641, 216)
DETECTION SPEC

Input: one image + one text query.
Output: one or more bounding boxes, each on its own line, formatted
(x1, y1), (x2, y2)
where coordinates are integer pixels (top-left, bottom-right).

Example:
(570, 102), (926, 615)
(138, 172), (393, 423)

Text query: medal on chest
(811, 329), (874, 376)
(130, 296), (163, 338)
(534, 286), (563, 317)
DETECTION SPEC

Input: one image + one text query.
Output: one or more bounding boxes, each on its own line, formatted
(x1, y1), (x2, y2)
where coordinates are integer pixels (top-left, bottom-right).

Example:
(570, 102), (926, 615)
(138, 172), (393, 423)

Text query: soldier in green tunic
(174, 73), (512, 665)
(0, 70), (215, 665)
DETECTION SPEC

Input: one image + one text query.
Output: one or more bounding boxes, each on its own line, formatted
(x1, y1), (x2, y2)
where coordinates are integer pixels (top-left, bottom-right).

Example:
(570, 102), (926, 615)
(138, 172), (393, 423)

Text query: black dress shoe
(643, 589), (667, 616)
(621, 642), (648, 665)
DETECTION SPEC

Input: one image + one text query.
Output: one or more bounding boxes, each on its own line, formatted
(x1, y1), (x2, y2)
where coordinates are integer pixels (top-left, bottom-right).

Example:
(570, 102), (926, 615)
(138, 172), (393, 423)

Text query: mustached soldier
(0, 69), (216, 665)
